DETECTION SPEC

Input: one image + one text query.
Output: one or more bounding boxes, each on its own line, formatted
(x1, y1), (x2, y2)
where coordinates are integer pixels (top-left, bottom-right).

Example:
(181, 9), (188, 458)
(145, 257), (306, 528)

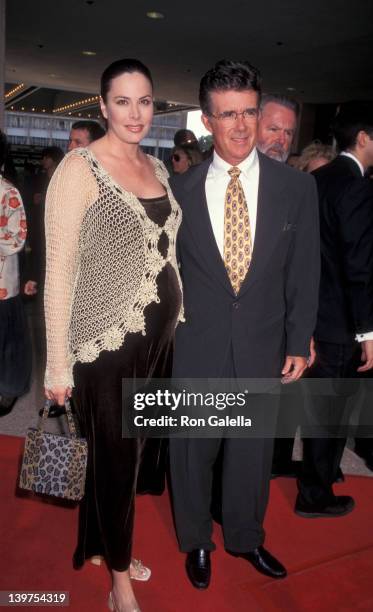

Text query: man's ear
(201, 113), (213, 135)
(357, 130), (371, 149)
(99, 96), (108, 120)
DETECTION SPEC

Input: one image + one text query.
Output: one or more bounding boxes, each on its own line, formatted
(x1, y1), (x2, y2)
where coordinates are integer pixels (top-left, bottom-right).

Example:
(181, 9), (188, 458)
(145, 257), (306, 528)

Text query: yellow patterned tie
(224, 166), (252, 294)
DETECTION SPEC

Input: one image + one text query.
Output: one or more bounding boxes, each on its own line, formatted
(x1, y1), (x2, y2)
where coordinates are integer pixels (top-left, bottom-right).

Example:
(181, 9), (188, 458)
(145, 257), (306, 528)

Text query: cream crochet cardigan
(44, 148), (184, 389)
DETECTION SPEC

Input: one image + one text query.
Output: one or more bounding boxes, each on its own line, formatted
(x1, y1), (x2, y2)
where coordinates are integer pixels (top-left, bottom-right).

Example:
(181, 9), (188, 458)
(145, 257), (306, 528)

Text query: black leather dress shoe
(228, 546), (287, 579)
(295, 494), (355, 518)
(185, 549), (211, 589)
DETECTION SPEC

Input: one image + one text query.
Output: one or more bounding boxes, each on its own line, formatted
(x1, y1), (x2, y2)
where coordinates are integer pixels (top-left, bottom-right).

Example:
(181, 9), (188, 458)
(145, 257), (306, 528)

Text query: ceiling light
(52, 95), (99, 113)
(146, 11), (164, 19)
(49, 73), (56, 77)
(82, 50), (96, 56)
(287, 86), (296, 92)
(5, 83), (25, 99)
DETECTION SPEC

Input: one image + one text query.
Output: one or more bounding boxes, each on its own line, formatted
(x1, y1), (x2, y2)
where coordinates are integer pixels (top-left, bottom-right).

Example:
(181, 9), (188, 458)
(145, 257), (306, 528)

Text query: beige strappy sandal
(90, 556), (151, 581)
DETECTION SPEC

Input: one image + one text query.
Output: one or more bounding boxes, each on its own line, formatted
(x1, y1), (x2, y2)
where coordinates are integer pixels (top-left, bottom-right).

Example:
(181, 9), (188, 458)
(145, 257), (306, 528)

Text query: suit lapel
(179, 153), (288, 298)
(238, 153), (287, 297)
(181, 161), (234, 295)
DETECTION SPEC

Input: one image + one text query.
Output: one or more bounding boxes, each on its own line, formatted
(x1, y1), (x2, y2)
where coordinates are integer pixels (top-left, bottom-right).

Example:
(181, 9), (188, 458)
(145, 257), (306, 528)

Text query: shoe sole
(295, 506), (354, 518)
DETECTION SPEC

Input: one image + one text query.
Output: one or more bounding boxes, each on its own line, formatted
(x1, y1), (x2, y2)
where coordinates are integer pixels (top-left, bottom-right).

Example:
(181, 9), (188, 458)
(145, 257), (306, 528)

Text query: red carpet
(1, 434), (373, 611)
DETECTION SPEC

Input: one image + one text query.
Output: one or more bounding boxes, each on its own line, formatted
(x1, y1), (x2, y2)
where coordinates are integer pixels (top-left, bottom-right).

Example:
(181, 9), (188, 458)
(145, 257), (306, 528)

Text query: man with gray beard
(257, 95), (299, 162)
(256, 94), (302, 478)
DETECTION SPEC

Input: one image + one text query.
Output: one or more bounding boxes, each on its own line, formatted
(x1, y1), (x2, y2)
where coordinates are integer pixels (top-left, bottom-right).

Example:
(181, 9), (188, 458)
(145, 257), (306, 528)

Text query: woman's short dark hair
(0, 130), (7, 168)
(101, 58), (153, 102)
(199, 59), (262, 116)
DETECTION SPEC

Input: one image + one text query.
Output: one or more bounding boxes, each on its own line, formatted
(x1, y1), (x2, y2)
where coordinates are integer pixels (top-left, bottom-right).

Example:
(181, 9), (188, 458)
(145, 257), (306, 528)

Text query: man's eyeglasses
(210, 107), (259, 126)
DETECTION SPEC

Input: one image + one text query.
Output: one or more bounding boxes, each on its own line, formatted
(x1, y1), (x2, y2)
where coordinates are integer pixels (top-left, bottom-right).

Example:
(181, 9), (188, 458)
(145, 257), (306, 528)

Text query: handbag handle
(40, 398), (78, 438)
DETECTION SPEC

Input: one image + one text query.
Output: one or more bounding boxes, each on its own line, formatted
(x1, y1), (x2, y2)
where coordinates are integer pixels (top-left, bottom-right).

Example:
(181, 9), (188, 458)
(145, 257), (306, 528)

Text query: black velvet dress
(72, 194), (181, 571)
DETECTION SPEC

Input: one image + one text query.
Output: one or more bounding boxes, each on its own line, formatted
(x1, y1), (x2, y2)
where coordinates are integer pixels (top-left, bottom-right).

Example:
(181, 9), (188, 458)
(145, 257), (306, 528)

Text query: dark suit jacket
(169, 151), (320, 378)
(312, 155), (373, 344)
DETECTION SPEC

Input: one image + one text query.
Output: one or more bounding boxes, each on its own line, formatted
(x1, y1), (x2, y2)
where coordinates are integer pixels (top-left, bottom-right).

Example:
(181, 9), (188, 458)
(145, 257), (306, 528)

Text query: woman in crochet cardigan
(44, 59), (183, 612)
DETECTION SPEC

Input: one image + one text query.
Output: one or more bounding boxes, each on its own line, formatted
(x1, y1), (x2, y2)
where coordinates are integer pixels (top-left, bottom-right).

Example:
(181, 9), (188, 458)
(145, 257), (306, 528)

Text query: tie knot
(228, 166), (241, 179)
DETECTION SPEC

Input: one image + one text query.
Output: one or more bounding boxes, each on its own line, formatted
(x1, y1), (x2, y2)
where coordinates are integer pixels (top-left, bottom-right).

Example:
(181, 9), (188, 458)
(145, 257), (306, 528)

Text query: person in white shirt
(296, 101), (373, 518)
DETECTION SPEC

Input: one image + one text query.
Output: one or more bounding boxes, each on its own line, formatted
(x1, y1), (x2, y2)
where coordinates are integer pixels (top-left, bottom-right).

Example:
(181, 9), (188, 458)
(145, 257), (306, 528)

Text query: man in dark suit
(256, 93), (305, 478)
(296, 102), (373, 518)
(169, 60), (320, 589)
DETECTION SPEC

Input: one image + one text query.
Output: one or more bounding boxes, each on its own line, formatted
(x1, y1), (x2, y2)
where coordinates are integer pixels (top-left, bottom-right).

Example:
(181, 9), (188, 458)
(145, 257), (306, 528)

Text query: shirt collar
(209, 147), (258, 178)
(340, 151), (364, 176)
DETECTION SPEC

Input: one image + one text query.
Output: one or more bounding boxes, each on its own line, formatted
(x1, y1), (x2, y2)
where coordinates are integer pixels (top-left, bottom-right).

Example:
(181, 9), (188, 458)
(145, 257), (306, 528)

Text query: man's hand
(308, 337), (316, 368)
(24, 280), (38, 296)
(357, 339), (373, 372)
(281, 356), (308, 384)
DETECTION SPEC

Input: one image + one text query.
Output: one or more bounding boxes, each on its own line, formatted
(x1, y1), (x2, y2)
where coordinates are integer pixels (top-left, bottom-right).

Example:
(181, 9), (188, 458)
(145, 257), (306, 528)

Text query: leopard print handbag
(19, 399), (88, 501)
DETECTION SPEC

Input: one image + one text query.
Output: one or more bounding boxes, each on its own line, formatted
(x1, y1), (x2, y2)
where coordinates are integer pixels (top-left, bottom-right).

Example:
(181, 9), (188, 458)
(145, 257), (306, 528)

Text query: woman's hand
(45, 386), (72, 406)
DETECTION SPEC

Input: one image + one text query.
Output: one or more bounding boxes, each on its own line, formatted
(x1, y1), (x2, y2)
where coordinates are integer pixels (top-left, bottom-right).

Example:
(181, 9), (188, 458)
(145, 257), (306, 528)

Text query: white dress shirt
(340, 152), (373, 342)
(340, 151), (364, 176)
(205, 148), (260, 258)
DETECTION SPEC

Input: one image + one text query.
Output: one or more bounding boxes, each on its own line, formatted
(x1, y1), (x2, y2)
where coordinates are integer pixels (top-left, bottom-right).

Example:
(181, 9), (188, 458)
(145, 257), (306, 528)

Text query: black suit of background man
(296, 101), (373, 517)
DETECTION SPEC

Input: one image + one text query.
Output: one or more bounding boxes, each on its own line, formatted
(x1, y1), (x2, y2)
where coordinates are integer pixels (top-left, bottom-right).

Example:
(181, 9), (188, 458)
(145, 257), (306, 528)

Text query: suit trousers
(272, 386), (300, 470)
(170, 435), (274, 552)
(298, 340), (361, 506)
(354, 371), (373, 455)
(169, 368), (278, 553)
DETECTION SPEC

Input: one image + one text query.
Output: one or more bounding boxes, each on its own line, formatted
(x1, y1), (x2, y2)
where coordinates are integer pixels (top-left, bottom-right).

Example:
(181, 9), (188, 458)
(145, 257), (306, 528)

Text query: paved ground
(1, 301), (372, 478)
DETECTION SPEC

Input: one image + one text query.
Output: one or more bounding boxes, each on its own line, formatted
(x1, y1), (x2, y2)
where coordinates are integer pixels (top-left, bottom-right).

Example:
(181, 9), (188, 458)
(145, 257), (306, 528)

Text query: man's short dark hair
(199, 59), (261, 116)
(260, 94), (300, 118)
(41, 146), (64, 165)
(332, 101), (373, 152)
(71, 120), (106, 143)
